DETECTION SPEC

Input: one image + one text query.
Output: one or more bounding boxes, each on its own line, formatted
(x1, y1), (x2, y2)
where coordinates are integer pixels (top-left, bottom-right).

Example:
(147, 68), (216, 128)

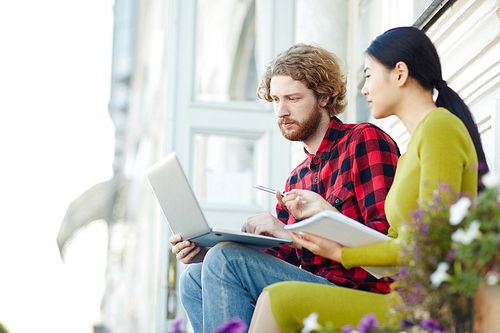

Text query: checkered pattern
(264, 117), (400, 294)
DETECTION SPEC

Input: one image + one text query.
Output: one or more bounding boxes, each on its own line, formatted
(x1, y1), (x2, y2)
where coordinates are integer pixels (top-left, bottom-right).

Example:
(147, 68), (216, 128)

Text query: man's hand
(241, 212), (296, 246)
(169, 234), (209, 264)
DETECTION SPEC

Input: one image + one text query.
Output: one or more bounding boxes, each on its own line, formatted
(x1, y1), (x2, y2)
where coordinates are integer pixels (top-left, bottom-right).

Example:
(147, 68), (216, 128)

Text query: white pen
(252, 185), (286, 196)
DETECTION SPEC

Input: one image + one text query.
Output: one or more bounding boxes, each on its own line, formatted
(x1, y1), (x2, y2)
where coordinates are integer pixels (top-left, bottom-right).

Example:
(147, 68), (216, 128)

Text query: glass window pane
(195, 0), (258, 102)
(193, 133), (261, 205)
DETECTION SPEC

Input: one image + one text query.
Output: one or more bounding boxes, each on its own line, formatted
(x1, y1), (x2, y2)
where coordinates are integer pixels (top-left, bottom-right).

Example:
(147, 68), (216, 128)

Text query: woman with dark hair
(248, 26), (487, 332)
(365, 26), (488, 184)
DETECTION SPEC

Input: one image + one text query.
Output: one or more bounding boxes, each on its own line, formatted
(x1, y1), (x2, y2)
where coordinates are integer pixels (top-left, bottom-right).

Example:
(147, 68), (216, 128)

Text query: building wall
(59, 0), (500, 332)
(426, 0), (500, 172)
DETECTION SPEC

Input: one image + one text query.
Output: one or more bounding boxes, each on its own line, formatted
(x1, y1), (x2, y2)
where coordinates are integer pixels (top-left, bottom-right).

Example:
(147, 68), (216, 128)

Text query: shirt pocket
(329, 180), (355, 211)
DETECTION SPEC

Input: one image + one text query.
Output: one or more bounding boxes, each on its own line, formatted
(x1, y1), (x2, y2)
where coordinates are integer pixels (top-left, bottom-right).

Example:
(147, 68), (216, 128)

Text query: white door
(160, 0), (296, 328)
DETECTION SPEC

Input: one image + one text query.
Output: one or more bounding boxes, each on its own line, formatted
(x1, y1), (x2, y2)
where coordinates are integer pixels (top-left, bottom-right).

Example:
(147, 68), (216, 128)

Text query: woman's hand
(276, 189), (335, 220)
(290, 231), (343, 262)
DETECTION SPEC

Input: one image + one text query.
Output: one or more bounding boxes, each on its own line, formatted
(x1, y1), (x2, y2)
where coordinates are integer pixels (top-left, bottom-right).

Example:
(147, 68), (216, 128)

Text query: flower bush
(301, 312), (400, 333)
(397, 173), (500, 332)
(301, 172), (500, 333)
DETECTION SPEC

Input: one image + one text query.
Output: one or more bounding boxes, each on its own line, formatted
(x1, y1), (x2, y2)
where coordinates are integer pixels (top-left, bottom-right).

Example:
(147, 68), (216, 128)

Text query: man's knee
(179, 263), (202, 297)
(204, 241), (253, 265)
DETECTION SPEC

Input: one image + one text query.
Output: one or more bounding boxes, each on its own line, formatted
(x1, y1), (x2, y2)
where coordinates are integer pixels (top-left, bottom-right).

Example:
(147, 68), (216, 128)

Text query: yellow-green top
(342, 108), (478, 269)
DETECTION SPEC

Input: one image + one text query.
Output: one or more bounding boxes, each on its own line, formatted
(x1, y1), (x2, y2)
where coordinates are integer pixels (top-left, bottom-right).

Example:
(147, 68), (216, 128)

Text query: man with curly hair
(170, 43), (400, 333)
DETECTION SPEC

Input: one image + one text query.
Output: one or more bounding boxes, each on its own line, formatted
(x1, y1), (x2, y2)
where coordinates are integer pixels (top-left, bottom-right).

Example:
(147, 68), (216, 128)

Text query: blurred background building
(57, 0), (500, 332)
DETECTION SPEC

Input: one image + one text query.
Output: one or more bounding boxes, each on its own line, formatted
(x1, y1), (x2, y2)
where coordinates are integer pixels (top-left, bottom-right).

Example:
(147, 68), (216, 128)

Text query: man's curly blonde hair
(257, 43), (347, 117)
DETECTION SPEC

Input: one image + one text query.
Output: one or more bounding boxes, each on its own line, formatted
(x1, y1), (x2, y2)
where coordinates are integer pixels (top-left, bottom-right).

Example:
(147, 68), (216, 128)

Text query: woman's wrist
(335, 246), (343, 263)
(322, 200), (336, 212)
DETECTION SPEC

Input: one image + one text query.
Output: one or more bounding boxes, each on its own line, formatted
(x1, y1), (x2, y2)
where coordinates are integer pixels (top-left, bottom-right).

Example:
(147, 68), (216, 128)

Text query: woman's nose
(361, 82), (368, 96)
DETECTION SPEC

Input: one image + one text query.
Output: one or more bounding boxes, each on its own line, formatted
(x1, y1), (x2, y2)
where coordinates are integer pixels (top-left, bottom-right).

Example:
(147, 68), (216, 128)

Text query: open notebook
(285, 210), (399, 278)
(145, 152), (291, 250)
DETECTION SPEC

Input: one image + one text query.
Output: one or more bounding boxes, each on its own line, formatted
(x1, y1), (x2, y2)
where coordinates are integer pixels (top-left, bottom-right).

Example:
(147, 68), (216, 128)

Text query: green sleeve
(342, 237), (402, 269)
(341, 109), (476, 270)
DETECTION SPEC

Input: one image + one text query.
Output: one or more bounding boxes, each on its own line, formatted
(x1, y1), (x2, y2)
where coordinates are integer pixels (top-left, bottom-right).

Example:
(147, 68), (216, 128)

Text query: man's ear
(394, 61), (409, 87)
(318, 94), (330, 107)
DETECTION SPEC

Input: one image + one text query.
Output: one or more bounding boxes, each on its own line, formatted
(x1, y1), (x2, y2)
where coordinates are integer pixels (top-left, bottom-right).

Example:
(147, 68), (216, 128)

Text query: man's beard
(278, 104), (323, 142)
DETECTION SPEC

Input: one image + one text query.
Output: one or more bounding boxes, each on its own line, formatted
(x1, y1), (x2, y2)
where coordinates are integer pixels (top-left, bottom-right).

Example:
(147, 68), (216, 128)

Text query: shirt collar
(304, 116), (344, 165)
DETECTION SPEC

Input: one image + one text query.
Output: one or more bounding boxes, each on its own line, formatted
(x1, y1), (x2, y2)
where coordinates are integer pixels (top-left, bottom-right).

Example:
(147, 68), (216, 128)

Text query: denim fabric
(179, 242), (335, 333)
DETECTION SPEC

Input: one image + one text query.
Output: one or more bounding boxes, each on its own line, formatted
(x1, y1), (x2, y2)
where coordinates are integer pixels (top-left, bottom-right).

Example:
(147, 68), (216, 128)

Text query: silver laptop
(145, 152), (291, 250)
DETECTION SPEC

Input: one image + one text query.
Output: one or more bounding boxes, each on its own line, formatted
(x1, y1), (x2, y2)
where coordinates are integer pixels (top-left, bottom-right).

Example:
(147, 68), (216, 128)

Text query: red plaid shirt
(264, 117), (400, 294)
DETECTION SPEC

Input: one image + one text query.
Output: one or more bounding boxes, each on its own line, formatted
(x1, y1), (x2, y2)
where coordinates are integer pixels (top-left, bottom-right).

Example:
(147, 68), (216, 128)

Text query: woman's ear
(394, 61), (410, 87)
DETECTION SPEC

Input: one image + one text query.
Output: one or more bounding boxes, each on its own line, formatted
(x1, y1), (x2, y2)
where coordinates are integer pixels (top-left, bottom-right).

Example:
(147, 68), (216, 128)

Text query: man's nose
(275, 101), (290, 118)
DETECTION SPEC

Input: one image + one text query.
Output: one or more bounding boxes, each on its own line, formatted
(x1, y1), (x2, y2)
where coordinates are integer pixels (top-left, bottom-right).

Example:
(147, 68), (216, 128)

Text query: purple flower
(413, 248), (421, 261)
(356, 313), (379, 333)
(409, 293), (418, 302)
(212, 317), (248, 333)
(420, 223), (429, 235)
(438, 183), (451, 192)
(398, 266), (409, 276)
(420, 317), (442, 332)
(446, 247), (457, 262)
(392, 305), (404, 312)
(410, 208), (427, 220)
(428, 203), (442, 211)
(401, 319), (415, 327)
(340, 324), (353, 333)
(429, 255), (437, 265)
(170, 318), (184, 333)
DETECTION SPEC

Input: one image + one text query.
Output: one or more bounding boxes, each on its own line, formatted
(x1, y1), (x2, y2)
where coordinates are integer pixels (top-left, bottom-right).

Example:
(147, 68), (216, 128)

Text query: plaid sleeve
(261, 187), (300, 266)
(349, 124), (399, 233)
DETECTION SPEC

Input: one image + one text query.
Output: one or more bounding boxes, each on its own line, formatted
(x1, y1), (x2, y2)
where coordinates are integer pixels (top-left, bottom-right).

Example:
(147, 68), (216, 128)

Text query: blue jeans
(179, 242), (335, 333)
